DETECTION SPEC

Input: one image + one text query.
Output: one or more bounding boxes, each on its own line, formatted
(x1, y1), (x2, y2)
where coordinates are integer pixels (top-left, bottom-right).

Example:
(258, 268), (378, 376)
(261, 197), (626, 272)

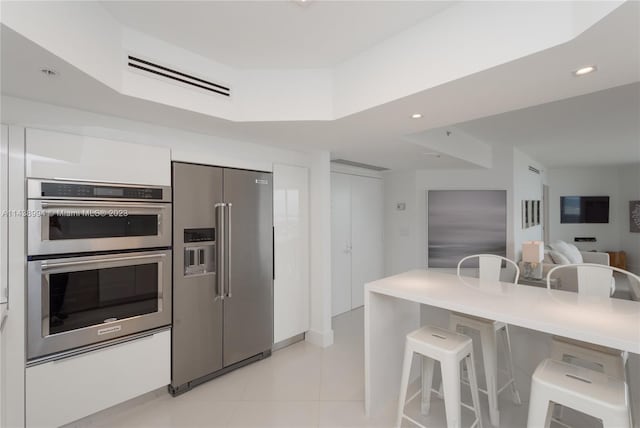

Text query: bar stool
(451, 254), (522, 427)
(396, 325), (483, 428)
(550, 336), (626, 380)
(527, 358), (631, 428)
(545, 265), (637, 381)
(545, 264), (638, 423)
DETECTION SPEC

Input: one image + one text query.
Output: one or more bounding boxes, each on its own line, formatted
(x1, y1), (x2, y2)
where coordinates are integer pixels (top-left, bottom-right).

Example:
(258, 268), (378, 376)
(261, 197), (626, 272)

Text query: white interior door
(273, 164), (310, 343)
(331, 173), (352, 316)
(350, 175), (384, 309)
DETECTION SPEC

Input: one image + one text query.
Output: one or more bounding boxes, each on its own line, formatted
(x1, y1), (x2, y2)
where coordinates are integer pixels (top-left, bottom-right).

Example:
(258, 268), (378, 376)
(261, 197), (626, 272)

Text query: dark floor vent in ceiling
(528, 166), (541, 174)
(332, 159), (389, 171)
(127, 55), (231, 97)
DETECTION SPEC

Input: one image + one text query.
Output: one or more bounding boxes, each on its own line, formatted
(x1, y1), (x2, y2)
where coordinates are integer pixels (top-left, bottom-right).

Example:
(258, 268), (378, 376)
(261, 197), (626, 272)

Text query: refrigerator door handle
(226, 203), (232, 298)
(215, 203), (226, 301)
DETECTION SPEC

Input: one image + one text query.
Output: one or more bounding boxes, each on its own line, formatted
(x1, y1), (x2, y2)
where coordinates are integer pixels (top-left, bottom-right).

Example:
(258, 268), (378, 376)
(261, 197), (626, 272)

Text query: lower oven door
(27, 249), (171, 360)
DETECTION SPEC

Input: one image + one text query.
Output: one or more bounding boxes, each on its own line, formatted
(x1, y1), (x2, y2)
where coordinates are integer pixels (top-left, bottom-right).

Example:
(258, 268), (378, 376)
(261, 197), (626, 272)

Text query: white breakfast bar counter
(364, 269), (640, 422)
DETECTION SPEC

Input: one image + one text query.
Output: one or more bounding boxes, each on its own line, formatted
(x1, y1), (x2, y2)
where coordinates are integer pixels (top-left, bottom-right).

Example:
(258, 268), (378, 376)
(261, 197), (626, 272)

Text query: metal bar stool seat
(396, 325), (483, 428)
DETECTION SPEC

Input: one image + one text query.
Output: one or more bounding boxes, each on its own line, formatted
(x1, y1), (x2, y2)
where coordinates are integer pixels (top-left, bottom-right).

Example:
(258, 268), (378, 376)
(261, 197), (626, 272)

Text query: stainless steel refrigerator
(170, 162), (273, 395)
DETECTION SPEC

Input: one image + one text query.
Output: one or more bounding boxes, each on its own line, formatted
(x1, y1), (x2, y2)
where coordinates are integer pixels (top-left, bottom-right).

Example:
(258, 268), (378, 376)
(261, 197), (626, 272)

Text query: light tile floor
(67, 309), (396, 428)
(67, 308), (609, 428)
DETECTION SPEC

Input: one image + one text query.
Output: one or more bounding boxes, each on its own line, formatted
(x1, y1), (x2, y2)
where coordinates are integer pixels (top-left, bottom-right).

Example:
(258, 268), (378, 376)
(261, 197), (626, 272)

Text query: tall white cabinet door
(0, 125), (7, 304)
(0, 125), (7, 428)
(331, 173), (352, 316)
(350, 175), (384, 309)
(273, 164), (310, 343)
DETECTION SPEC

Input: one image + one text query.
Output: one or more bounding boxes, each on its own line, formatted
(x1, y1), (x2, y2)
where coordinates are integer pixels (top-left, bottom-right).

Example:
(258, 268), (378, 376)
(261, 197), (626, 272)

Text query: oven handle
(40, 201), (167, 210)
(42, 277), (50, 337)
(40, 253), (166, 271)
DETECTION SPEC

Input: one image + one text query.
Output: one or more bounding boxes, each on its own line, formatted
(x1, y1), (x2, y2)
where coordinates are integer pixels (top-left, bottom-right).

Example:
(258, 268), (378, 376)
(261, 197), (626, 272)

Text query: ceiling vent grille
(528, 165), (541, 174)
(127, 55), (231, 97)
(332, 159), (389, 171)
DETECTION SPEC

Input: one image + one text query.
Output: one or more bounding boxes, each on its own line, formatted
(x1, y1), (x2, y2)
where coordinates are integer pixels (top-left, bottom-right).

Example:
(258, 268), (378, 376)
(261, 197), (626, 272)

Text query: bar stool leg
(479, 324), (500, 426)
(421, 356), (435, 415)
(526, 383), (552, 428)
(500, 325), (521, 405)
(466, 352), (484, 428)
(396, 345), (414, 428)
(441, 358), (463, 428)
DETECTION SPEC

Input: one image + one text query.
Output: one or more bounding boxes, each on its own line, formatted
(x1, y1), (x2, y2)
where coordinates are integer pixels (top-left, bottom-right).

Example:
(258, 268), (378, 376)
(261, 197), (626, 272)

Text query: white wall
(417, 145), (516, 270)
(308, 151), (334, 347)
(513, 148), (546, 260)
(618, 164), (640, 273)
(384, 143), (523, 276)
(383, 170), (420, 276)
(548, 166), (623, 252)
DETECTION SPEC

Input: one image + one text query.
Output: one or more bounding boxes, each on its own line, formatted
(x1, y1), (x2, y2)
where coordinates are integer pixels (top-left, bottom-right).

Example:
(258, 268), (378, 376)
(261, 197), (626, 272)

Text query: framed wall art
(522, 199), (541, 229)
(630, 200), (640, 233)
(428, 190), (507, 268)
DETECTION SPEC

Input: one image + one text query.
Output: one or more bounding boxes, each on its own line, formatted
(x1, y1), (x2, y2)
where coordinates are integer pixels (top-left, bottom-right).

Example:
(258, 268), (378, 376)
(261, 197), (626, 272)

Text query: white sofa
(519, 243), (610, 293)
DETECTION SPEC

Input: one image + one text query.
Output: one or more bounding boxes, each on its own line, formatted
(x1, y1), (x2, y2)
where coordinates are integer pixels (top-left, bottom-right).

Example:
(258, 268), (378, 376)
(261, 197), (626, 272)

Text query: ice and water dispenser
(183, 228), (216, 276)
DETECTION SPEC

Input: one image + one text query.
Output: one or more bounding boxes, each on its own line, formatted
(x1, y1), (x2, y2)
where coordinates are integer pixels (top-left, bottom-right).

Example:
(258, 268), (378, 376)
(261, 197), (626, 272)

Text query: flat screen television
(560, 196), (609, 223)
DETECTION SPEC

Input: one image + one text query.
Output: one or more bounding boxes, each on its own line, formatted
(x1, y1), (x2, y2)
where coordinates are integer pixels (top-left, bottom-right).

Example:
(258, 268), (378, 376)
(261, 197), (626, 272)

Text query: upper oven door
(27, 199), (171, 256)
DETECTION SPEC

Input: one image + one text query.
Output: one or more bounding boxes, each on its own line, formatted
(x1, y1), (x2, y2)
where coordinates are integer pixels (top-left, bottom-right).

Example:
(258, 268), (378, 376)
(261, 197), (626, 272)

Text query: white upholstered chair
(450, 254), (521, 427)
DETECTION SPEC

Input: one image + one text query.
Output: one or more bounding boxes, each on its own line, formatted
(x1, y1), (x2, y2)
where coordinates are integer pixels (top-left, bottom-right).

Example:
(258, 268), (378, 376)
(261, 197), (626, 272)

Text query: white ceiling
(457, 82), (640, 167)
(1, 1), (639, 170)
(100, 1), (455, 69)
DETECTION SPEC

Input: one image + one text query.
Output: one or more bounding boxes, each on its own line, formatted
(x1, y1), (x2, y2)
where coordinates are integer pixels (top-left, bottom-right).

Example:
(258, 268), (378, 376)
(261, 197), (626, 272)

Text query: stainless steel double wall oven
(26, 179), (172, 361)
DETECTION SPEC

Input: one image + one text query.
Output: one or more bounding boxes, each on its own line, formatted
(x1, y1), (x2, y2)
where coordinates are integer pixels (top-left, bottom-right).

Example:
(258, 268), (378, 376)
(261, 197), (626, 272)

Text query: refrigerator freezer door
(223, 169), (273, 366)
(171, 162), (224, 388)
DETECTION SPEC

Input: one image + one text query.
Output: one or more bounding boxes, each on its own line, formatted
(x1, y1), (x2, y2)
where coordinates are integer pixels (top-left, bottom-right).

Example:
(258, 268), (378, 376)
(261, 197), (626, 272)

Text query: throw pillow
(548, 250), (571, 265)
(564, 243), (584, 264)
(549, 240), (583, 264)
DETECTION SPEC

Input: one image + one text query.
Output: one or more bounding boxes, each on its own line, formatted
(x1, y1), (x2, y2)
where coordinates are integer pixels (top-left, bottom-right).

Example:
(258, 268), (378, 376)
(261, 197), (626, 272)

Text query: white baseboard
(305, 329), (334, 348)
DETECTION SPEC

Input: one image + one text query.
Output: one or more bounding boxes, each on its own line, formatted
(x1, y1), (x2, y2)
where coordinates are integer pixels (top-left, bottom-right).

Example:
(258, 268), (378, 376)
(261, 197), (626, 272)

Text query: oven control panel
(40, 182), (164, 200)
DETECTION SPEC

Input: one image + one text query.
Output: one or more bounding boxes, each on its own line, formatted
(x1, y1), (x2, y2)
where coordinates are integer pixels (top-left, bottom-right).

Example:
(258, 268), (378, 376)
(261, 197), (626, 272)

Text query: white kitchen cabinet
(26, 329), (170, 428)
(26, 128), (171, 185)
(273, 164), (310, 343)
(0, 125), (7, 428)
(0, 125), (7, 305)
(331, 172), (384, 316)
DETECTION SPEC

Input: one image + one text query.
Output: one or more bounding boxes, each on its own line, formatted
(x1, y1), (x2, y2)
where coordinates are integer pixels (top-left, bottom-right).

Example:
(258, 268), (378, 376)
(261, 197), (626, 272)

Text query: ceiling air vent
(332, 159), (389, 171)
(127, 55), (231, 97)
(528, 166), (541, 174)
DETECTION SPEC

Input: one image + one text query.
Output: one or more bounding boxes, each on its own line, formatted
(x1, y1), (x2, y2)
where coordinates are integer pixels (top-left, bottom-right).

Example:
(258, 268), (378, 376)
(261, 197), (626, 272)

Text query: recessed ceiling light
(411, 113), (423, 119)
(40, 68), (58, 77)
(573, 65), (597, 76)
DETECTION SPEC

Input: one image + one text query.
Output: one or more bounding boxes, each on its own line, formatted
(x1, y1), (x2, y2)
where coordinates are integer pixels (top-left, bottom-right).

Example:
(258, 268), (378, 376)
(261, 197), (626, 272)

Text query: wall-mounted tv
(560, 196), (610, 223)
